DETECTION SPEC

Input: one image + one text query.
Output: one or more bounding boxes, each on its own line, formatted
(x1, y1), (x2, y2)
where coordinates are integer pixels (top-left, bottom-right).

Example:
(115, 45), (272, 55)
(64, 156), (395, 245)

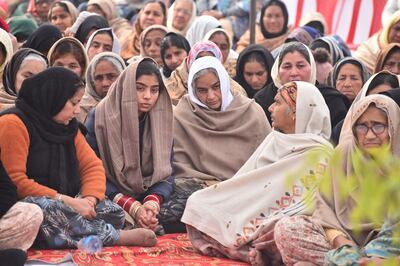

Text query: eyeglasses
(354, 123), (387, 135)
(94, 73), (119, 83)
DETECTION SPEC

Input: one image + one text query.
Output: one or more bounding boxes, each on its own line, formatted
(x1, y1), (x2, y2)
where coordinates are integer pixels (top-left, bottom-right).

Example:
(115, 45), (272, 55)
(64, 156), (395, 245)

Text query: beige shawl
(95, 57), (173, 196)
(355, 10), (400, 73)
(313, 95), (400, 245)
(182, 81), (332, 249)
(173, 56), (271, 184)
(165, 58), (247, 105)
(0, 29), (14, 111)
(77, 52), (126, 123)
(236, 24), (292, 54)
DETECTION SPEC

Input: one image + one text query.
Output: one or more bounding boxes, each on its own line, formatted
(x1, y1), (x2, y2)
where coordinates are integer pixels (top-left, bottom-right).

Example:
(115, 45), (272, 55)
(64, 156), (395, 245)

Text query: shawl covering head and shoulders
(185, 15), (221, 47)
(1, 48), (48, 111)
(259, 0), (289, 39)
(78, 51), (126, 123)
(85, 28), (121, 56)
(328, 57), (370, 89)
(182, 81), (332, 249)
(173, 56), (271, 183)
(2, 67), (84, 196)
(95, 57), (173, 196)
(48, 1), (78, 25)
(374, 43), (400, 73)
(313, 95), (400, 245)
(21, 23), (62, 56)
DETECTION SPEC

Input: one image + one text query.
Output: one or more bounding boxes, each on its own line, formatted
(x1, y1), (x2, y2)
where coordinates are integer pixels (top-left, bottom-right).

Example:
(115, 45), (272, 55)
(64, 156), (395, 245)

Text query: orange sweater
(0, 114), (106, 200)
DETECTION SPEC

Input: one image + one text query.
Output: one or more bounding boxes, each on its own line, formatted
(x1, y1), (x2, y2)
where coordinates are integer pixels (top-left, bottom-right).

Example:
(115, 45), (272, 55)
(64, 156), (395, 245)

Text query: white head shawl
(185, 15), (221, 47)
(188, 56), (233, 111)
(85, 28), (121, 56)
(271, 42), (316, 87)
(167, 0), (197, 36)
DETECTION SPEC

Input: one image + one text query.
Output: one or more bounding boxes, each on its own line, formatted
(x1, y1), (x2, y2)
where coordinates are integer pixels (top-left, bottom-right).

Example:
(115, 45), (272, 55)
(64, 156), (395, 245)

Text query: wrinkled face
(87, 33), (113, 61)
(143, 29), (165, 66)
(36, 0), (52, 20)
(140, 3), (165, 29)
(383, 50), (400, 75)
(263, 5), (285, 34)
(52, 88), (84, 125)
(87, 4), (106, 17)
(388, 21), (400, 44)
(354, 106), (389, 151)
(93, 60), (120, 98)
(173, 0), (193, 30)
(268, 93), (295, 133)
(243, 60), (268, 91)
(195, 70), (222, 111)
(136, 74), (160, 115)
(53, 53), (82, 77)
(164, 46), (187, 70)
(209, 32), (229, 63)
(279, 51), (311, 84)
(50, 5), (73, 32)
(335, 63), (363, 101)
(15, 59), (47, 94)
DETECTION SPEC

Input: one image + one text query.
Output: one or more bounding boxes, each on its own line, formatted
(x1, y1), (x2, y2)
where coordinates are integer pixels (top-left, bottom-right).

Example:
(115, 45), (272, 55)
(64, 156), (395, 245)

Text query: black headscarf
(14, 67), (84, 196)
(75, 15), (109, 45)
(234, 44), (274, 98)
(160, 32), (191, 78)
(381, 88), (400, 107)
(2, 48), (48, 96)
(22, 23), (62, 56)
(260, 0), (289, 39)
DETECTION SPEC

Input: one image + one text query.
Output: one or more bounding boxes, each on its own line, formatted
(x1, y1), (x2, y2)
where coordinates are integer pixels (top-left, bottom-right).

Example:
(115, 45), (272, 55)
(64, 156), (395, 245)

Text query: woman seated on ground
(165, 40), (246, 105)
(182, 81), (332, 265)
(374, 43), (400, 74)
(85, 58), (174, 233)
(120, 0), (166, 61)
(0, 161), (43, 266)
(275, 94), (400, 266)
(85, 28), (121, 62)
(236, 0), (291, 53)
(0, 48), (48, 112)
(161, 56), (271, 233)
(48, 1), (78, 35)
(329, 57), (370, 104)
(204, 28), (238, 78)
(254, 42), (348, 130)
(48, 37), (88, 80)
(77, 52), (126, 123)
(234, 44), (274, 98)
(160, 32), (191, 79)
(333, 71), (399, 145)
(0, 67), (156, 249)
(355, 10), (400, 73)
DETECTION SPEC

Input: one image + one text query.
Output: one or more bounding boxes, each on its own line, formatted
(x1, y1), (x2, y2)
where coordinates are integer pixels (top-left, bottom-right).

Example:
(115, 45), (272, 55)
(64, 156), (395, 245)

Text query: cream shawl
(95, 57), (173, 196)
(182, 81), (332, 249)
(78, 52), (126, 123)
(313, 95), (400, 245)
(173, 56), (271, 184)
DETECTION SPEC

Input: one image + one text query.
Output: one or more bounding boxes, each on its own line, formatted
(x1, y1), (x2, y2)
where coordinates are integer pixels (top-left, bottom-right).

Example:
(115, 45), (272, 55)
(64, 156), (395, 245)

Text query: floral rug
(27, 233), (249, 265)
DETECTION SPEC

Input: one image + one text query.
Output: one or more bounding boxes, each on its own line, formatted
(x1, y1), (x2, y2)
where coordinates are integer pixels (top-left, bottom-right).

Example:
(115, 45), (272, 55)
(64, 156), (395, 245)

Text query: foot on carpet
(116, 228), (157, 247)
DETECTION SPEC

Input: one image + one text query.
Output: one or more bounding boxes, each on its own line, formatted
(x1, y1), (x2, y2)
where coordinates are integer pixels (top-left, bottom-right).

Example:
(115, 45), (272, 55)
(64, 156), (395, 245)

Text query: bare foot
(115, 228), (157, 247)
(249, 248), (268, 266)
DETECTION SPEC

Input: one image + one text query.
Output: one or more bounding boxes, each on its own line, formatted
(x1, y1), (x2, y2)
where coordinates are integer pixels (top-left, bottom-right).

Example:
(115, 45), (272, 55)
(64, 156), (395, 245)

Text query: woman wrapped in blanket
(182, 81), (333, 265)
(85, 57), (175, 233)
(275, 95), (400, 265)
(0, 67), (156, 249)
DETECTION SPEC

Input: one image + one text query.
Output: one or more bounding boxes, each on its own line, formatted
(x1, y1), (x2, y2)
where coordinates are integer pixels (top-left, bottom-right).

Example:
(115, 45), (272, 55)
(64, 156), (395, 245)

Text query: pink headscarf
(186, 40), (223, 69)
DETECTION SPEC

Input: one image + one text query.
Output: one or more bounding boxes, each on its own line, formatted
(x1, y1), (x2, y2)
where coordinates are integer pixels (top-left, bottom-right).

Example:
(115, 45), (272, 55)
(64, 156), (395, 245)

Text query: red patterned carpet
(27, 233), (249, 265)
